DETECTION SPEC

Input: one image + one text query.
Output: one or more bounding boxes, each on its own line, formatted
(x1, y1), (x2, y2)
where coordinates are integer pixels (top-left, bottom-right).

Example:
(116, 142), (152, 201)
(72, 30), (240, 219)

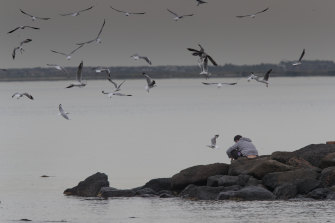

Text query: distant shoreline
(1, 60), (335, 81)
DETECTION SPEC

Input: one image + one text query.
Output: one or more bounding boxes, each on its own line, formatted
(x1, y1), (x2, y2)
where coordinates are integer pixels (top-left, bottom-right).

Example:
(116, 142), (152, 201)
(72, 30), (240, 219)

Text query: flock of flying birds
(7, 1), (307, 148)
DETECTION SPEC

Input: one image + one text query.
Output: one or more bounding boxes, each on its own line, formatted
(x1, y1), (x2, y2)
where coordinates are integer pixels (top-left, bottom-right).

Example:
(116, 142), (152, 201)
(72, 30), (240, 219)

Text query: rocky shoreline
(64, 144), (335, 201)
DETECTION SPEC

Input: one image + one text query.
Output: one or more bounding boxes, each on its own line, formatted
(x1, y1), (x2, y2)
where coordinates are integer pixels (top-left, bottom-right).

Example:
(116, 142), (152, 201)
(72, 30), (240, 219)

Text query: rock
(171, 163), (229, 191)
(273, 183), (297, 199)
(207, 175), (223, 187)
(158, 190), (175, 198)
(64, 172), (109, 197)
(306, 188), (333, 200)
(98, 187), (136, 198)
(320, 166), (335, 187)
(135, 188), (157, 197)
(287, 157), (313, 168)
(292, 144), (335, 168)
(207, 174), (259, 187)
(228, 157), (293, 179)
(296, 178), (321, 194)
(271, 151), (295, 164)
(262, 168), (320, 191)
(142, 178), (171, 192)
(217, 186), (275, 201)
(180, 184), (241, 200)
(320, 153), (335, 169)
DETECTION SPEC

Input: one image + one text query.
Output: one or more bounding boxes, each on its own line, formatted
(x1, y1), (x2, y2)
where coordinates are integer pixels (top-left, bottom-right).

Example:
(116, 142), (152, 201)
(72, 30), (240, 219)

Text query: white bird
(47, 64), (67, 71)
(196, 0), (207, 6)
(292, 49), (305, 66)
(247, 69), (272, 87)
(8, 25), (39, 34)
(20, 9), (51, 21)
(58, 104), (70, 120)
(102, 91), (132, 98)
(167, 9), (194, 21)
(12, 92), (34, 100)
(76, 19), (106, 45)
(66, 61), (86, 88)
(142, 72), (156, 93)
(130, 54), (152, 65)
(202, 82), (237, 88)
(108, 78), (126, 92)
(59, 6), (94, 16)
(12, 39), (32, 60)
(236, 7), (269, 18)
(110, 6), (146, 16)
(50, 45), (83, 60)
(207, 134), (219, 149)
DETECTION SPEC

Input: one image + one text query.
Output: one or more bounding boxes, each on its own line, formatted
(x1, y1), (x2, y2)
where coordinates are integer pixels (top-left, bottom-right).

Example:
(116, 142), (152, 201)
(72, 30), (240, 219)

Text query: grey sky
(0, 0), (334, 68)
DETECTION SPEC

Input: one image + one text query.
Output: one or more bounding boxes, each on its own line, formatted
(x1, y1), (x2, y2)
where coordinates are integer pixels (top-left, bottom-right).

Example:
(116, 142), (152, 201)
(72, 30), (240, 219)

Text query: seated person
(226, 135), (259, 160)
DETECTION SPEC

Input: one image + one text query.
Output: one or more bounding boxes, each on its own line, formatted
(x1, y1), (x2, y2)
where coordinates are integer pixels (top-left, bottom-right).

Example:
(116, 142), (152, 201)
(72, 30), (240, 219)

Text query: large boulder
(271, 151), (295, 164)
(320, 153), (335, 169)
(142, 178), (171, 192)
(217, 186), (275, 201)
(228, 157), (293, 179)
(179, 184), (241, 200)
(306, 188), (334, 200)
(262, 168), (320, 194)
(64, 172), (109, 197)
(171, 163), (229, 191)
(273, 183), (297, 199)
(320, 167), (335, 187)
(207, 174), (261, 187)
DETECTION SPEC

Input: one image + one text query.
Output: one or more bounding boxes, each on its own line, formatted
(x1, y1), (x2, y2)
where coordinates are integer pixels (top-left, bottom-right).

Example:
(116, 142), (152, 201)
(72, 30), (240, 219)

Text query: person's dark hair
(234, 135), (242, 142)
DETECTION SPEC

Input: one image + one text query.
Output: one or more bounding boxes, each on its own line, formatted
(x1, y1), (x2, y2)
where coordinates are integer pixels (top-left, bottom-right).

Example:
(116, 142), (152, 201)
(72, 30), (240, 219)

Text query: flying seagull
(187, 44), (218, 66)
(167, 9), (194, 21)
(50, 44), (83, 60)
(66, 61), (86, 88)
(59, 6), (94, 16)
(207, 134), (219, 149)
(202, 82), (237, 88)
(142, 72), (156, 93)
(247, 69), (272, 87)
(76, 19), (106, 45)
(58, 104), (70, 120)
(292, 49), (305, 66)
(236, 7), (269, 18)
(8, 25), (39, 34)
(12, 92), (34, 100)
(47, 64), (69, 74)
(12, 39), (32, 60)
(20, 9), (51, 21)
(196, 0), (207, 6)
(108, 79), (126, 92)
(130, 54), (152, 65)
(102, 91), (132, 98)
(110, 6), (146, 16)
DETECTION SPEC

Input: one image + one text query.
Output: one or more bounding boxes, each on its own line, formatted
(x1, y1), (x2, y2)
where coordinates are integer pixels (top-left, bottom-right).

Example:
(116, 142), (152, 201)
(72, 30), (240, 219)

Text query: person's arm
(226, 143), (238, 158)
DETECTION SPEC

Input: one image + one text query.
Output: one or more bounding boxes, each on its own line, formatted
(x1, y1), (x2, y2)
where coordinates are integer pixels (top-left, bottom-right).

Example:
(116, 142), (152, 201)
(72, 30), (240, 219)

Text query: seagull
(167, 9), (194, 21)
(58, 104), (70, 120)
(207, 134), (219, 149)
(8, 25), (39, 34)
(76, 19), (106, 45)
(187, 44), (218, 66)
(247, 69), (272, 87)
(108, 79), (126, 92)
(20, 9), (51, 21)
(59, 6), (94, 16)
(102, 91), (132, 98)
(202, 81), (237, 87)
(130, 54), (152, 65)
(47, 64), (69, 74)
(142, 72), (156, 93)
(12, 39), (32, 60)
(196, 0), (207, 6)
(50, 45), (83, 60)
(66, 61), (86, 88)
(292, 49), (305, 66)
(12, 92), (34, 100)
(236, 7), (269, 18)
(110, 6), (146, 16)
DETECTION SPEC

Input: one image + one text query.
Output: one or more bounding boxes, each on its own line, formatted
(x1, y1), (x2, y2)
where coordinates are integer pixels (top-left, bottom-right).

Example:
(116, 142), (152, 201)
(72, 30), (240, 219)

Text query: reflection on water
(1, 78), (335, 222)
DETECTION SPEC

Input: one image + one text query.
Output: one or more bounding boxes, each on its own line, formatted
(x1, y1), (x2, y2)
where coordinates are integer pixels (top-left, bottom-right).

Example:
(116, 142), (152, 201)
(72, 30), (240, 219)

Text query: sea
(1, 77), (335, 222)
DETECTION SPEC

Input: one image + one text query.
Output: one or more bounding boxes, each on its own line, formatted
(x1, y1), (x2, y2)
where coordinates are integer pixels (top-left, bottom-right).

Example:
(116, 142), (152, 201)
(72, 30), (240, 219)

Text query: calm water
(1, 77), (335, 222)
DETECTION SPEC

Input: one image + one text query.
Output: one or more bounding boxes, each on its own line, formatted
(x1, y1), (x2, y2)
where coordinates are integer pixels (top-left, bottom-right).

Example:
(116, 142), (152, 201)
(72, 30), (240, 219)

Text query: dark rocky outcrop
(171, 163), (229, 191)
(142, 178), (171, 192)
(228, 157), (293, 179)
(320, 167), (335, 187)
(273, 183), (297, 199)
(64, 172), (109, 197)
(306, 188), (334, 200)
(180, 184), (241, 200)
(320, 153), (335, 169)
(217, 186), (275, 201)
(207, 174), (261, 187)
(98, 187), (136, 198)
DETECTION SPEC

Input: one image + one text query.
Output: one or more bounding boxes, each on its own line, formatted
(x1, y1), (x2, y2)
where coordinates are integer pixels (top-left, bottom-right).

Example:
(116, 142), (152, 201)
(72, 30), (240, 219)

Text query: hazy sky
(1, 0), (335, 68)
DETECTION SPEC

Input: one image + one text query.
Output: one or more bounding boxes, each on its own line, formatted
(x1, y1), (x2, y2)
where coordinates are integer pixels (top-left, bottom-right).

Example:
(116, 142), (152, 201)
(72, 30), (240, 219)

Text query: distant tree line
(1, 60), (335, 81)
